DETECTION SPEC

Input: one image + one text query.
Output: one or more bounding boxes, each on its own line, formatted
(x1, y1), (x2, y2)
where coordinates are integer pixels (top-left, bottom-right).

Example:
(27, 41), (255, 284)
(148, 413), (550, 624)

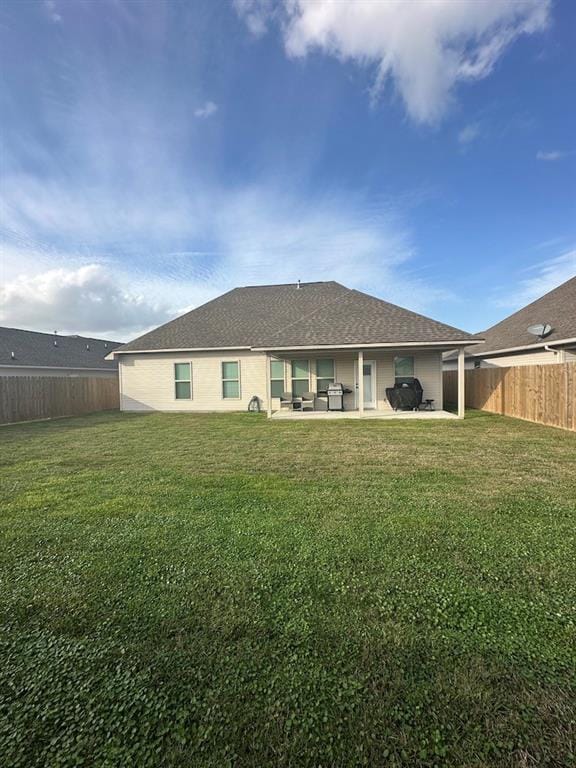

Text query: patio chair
(280, 392), (293, 409)
(301, 392), (315, 411)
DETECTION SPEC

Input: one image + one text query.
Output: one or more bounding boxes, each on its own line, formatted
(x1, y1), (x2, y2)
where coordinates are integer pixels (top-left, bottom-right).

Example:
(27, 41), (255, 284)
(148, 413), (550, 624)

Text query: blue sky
(1, 0), (575, 340)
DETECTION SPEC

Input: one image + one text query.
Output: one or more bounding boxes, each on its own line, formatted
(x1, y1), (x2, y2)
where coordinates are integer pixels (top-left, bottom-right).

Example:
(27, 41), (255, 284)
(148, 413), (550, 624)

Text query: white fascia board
(109, 340), (483, 356)
(109, 346), (251, 359)
(251, 340), (483, 352)
(468, 337), (576, 358)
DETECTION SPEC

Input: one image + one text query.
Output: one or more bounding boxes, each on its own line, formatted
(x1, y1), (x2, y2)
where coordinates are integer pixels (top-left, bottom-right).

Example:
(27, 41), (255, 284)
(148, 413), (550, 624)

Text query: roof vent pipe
(296, 279), (301, 289)
(11, 351), (15, 359)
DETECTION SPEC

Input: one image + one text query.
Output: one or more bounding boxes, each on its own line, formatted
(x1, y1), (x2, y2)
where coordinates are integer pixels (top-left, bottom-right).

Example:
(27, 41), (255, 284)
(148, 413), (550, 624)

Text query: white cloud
(235, 0), (550, 124)
(0, 174), (199, 248)
(200, 185), (451, 310)
(234, 0), (274, 38)
(194, 101), (218, 118)
(43, 0), (62, 23)
(0, 12), (454, 341)
(0, 262), (173, 340)
(0, 182), (453, 339)
(536, 150), (566, 161)
(495, 249), (576, 310)
(458, 123), (481, 146)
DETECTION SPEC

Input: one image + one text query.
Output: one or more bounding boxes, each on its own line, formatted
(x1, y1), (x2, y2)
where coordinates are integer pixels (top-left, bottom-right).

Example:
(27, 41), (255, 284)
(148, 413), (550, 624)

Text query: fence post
(457, 348), (465, 418)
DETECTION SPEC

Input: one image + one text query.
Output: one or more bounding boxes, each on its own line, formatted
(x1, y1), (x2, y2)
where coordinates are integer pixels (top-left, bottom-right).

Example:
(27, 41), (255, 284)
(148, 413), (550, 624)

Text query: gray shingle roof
(117, 282), (479, 353)
(458, 276), (576, 358)
(0, 327), (121, 370)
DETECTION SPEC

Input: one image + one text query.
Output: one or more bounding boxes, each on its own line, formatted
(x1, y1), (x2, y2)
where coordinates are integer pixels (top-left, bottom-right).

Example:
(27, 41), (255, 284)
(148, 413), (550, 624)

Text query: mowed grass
(0, 411), (574, 768)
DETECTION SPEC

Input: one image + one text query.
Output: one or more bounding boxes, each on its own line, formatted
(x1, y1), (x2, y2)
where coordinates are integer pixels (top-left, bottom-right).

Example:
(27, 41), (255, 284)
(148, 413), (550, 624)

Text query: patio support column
(457, 347), (465, 419)
(358, 349), (364, 415)
(266, 352), (272, 418)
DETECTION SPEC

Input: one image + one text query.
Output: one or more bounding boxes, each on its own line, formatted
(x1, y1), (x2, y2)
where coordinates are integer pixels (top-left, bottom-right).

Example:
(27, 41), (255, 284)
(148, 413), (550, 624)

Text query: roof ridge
(253, 284), (353, 344)
(0, 326), (120, 344)
(237, 280), (338, 289)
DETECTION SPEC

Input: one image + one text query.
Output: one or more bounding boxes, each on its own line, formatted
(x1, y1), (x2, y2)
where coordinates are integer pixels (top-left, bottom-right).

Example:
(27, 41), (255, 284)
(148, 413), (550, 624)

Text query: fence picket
(0, 376), (119, 425)
(444, 363), (575, 431)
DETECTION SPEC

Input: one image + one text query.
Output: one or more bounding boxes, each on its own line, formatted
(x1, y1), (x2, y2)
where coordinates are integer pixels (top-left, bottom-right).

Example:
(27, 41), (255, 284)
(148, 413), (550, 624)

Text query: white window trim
(221, 359), (241, 400)
(290, 358), (310, 395)
(174, 361), (193, 400)
(270, 359), (285, 398)
(394, 355), (415, 381)
(315, 358), (335, 393)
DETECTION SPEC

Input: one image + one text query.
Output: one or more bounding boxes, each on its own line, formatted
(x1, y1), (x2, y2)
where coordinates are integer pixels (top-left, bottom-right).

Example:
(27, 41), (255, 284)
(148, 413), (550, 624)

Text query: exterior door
(355, 360), (377, 409)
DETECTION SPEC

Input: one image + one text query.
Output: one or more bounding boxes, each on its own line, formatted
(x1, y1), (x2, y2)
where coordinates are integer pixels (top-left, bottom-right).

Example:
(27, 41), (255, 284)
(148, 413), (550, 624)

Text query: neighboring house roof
(0, 327), (121, 370)
(115, 281), (481, 354)
(446, 276), (576, 360)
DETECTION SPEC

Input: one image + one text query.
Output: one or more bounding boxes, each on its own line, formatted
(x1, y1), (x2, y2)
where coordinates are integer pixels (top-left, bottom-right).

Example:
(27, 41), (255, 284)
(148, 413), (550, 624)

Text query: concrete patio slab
(270, 409), (458, 420)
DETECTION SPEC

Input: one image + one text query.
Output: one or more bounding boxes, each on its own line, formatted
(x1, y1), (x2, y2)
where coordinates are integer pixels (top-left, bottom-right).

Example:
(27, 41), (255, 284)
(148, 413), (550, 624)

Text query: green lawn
(0, 411), (574, 767)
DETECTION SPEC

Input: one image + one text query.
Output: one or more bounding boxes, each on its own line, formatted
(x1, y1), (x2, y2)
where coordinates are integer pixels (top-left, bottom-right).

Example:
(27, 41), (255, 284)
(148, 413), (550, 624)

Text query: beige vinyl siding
(444, 347), (572, 370)
(480, 349), (568, 367)
(472, 349), (562, 368)
(119, 351), (267, 412)
(378, 351), (442, 409)
(119, 348), (444, 413)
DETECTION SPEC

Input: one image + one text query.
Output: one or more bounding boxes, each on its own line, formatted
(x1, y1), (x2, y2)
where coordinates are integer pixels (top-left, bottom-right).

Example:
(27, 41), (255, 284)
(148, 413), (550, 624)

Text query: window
(394, 356), (414, 383)
(222, 361), (240, 399)
(270, 360), (284, 398)
(291, 359), (309, 397)
(174, 362), (192, 399)
(316, 359), (335, 393)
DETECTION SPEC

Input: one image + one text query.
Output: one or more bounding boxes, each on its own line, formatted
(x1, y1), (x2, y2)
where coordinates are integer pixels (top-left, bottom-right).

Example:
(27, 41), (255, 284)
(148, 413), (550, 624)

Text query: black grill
(385, 378), (423, 411)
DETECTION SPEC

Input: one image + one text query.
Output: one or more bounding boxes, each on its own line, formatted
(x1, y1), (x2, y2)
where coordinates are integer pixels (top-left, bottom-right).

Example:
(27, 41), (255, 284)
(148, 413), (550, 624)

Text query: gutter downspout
(543, 344), (561, 358)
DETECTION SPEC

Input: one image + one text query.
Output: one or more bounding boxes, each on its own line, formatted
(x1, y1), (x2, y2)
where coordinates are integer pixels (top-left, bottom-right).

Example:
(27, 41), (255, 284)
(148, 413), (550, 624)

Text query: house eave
(109, 340), (482, 357)
(252, 339), (484, 352)
(108, 345), (251, 359)
(466, 337), (576, 358)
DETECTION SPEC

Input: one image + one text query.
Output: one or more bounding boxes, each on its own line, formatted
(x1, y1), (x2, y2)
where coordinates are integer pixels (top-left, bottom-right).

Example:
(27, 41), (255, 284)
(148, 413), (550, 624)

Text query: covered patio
(262, 346), (468, 419)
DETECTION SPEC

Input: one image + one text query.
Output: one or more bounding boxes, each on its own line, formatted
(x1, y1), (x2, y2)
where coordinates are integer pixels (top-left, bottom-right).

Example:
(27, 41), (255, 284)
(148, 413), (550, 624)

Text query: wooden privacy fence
(0, 376), (119, 425)
(444, 362), (575, 431)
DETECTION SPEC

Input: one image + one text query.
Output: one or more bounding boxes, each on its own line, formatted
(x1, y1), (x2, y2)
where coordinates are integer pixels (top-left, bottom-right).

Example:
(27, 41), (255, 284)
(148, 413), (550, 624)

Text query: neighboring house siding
(443, 359), (476, 372)
(444, 349), (576, 371)
(479, 349), (562, 367)
(120, 349), (443, 412)
(444, 347), (574, 370)
(119, 351), (268, 412)
(0, 366), (118, 378)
